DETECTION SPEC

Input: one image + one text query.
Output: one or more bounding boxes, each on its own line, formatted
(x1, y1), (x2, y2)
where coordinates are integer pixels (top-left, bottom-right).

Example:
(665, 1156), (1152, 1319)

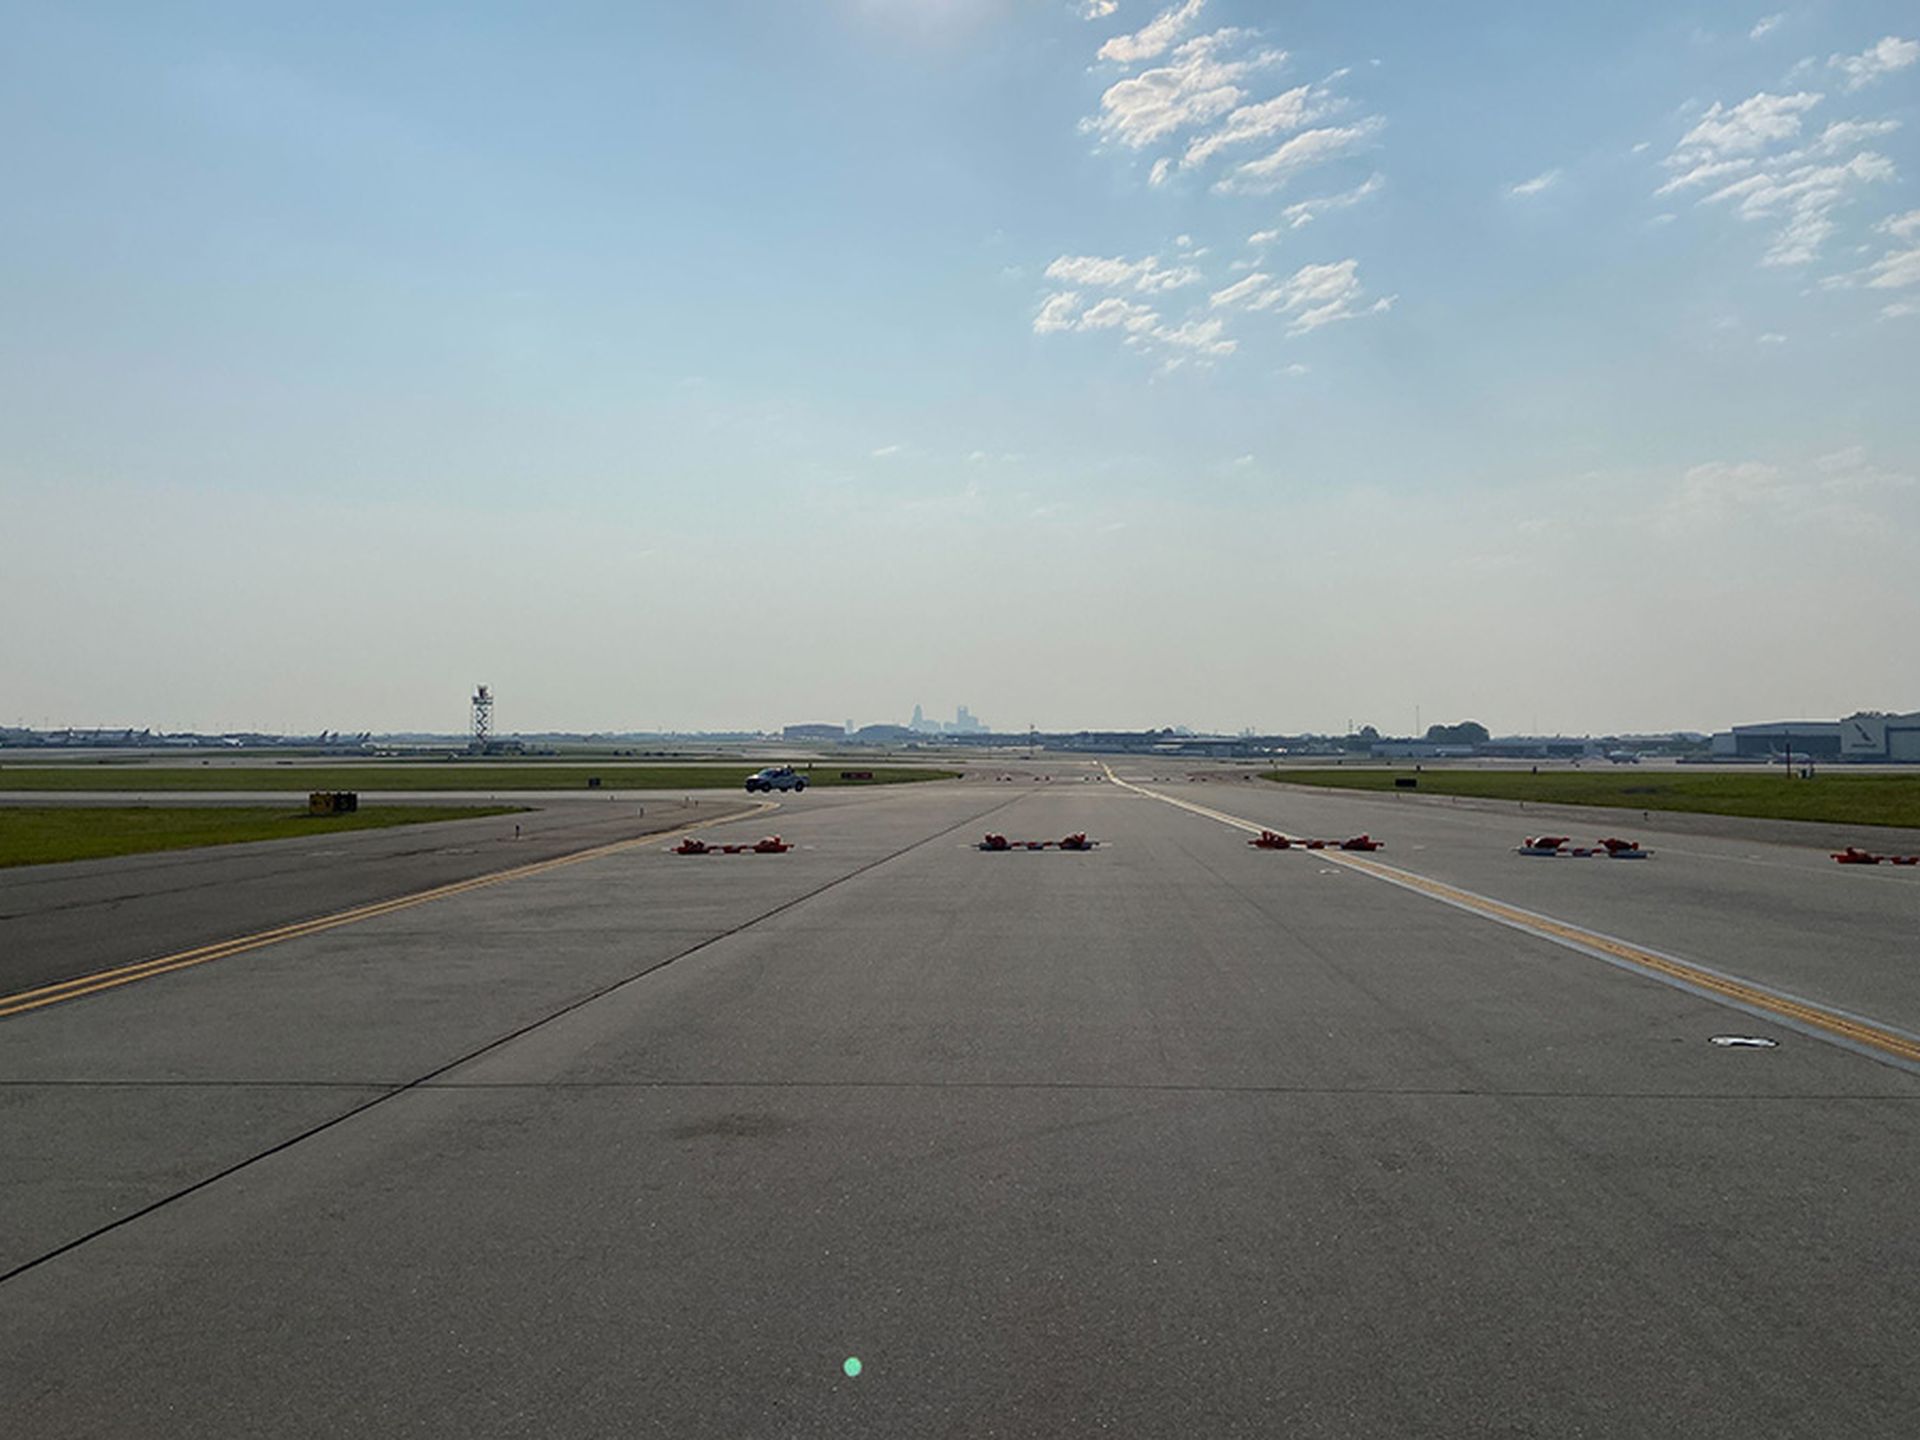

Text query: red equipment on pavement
(1520, 836), (1650, 859)
(675, 834), (792, 855)
(1249, 831), (1383, 852)
(1832, 846), (1920, 865)
(978, 832), (1099, 851)
(1598, 837), (1648, 859)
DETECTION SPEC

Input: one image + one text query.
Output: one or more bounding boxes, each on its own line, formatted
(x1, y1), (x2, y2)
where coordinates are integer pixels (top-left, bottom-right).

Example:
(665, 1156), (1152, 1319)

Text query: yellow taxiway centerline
(1102, 765), (1920, 1071)
(0, 800), (779, 1021)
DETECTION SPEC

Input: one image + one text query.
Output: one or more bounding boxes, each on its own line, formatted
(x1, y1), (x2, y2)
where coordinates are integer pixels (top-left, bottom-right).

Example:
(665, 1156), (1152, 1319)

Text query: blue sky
(5, 2), (1917, 735)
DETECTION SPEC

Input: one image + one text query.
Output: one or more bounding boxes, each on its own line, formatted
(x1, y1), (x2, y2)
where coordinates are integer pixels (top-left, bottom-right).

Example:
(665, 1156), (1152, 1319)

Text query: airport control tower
(470, 685), (493, 754)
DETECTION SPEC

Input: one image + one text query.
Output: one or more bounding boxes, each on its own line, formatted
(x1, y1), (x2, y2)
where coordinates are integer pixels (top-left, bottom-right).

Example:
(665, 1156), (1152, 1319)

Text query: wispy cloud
(1508, 168), (1562, 197)
(1180, 82), (1331, 169)
(1033, 291), (1085, 334)
(1828, 35), (1919, 91)
(1097, 0), (1206, 66)
(1032, 289), (1236, 362)
(1676, 91), (1822, 158)
(1749, 14), (1784, 41)
(1083, 30), (1283, 150)
(1278, 172), (1384, 228)
(1044, 252), (1203, 292)
(1654, 87), (1901, 267)
(1701, 151), (1894, 265)
(1209, 258), (1392, 333)
(1213, 118), (1383, 194)
(1864, 210), (1920, 291)
(1079, 0), (1119, 19)
(1662, 450), (1915, 534)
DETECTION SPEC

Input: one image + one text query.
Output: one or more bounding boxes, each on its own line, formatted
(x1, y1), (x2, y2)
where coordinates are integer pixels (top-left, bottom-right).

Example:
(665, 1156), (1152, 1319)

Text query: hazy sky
(6, 1), (1917, 736)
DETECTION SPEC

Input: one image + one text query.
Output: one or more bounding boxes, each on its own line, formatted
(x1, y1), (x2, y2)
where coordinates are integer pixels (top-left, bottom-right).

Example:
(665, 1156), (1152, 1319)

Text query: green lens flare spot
(843, 1357), (863, 1378)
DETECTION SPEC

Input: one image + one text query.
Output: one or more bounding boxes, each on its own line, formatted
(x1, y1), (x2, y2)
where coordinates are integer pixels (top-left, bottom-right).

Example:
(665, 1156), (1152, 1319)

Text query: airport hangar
(1711, 711), (1920, 761)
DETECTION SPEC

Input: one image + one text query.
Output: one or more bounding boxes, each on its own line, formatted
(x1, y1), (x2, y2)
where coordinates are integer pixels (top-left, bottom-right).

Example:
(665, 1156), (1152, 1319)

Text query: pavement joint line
(4, 1076), (1916, 1101)
(0, 801), (780, 1020)
(1102, 765), (1920, 1075)
(0, 789), (1030, 1288)
(402, 1079), (1920, 1099)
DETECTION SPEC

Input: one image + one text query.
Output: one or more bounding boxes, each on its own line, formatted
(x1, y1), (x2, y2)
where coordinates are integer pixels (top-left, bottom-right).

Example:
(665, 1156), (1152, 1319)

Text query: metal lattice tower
(470, 685), (494, 752)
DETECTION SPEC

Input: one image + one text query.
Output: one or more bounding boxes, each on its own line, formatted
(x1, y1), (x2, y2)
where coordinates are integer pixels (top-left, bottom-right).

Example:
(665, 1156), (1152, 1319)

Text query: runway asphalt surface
(4, 771), (1919, 1436)
(0, 793), (759, 996)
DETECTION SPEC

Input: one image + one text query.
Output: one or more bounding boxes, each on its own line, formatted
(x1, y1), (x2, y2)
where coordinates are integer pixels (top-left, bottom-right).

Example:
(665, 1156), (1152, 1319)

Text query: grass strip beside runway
(0, 805), (525, 868)
(0, 764), (958, 793)
(1263, 768), (1920, 828)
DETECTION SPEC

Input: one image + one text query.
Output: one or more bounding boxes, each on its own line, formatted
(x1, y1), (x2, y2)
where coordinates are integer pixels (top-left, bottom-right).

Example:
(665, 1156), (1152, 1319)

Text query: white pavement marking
(1100, 765), (1920, 1074)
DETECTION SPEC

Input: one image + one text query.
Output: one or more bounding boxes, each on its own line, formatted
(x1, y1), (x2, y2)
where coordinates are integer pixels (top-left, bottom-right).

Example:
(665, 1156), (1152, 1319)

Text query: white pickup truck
(745, 766), (808, 793)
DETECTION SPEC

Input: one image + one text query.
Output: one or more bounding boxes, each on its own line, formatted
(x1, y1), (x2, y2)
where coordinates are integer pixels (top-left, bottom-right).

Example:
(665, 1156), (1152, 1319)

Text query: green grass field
(0, 764), (958, 793)
(0, 805), (524, 868)
(1261, 768), (1920, 829)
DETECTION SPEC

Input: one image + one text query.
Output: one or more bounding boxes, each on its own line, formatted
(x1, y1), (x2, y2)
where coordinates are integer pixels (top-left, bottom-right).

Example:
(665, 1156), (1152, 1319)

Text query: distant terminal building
(782, 723), (845, 743)
(1711, 711), (1920, 761)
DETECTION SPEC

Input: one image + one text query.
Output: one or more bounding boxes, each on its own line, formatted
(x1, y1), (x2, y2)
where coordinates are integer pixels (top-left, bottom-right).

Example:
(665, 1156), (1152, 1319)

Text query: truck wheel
(793, 781), (806, 792)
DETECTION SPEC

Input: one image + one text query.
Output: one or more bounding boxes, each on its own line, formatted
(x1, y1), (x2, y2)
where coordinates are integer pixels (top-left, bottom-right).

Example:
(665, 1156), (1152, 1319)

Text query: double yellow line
(0, 803), (776, 1021)
(1103, 766), (1920, 1071)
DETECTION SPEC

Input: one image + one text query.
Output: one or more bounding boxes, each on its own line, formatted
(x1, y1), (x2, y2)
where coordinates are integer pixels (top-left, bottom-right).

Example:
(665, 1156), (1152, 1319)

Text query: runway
(4, 772), (1918, 1436)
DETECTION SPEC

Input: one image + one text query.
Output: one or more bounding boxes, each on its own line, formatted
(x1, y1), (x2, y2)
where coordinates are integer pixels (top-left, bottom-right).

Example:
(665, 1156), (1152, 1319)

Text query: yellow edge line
(0, 801), (778, 1020)
(1102, 766), (1920, 1068)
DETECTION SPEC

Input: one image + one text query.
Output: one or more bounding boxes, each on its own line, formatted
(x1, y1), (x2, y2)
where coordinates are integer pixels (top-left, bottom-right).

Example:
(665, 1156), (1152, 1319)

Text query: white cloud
(1881, 209), (1920, 241)
(1180, 83), (1325, 168)
(1656, 87), (1902, 267)
(1044, 252), (1203, 292)
(1865, 242), (1920, 289)
(1509, 168), (1562, 197)
(1083, 30), (1282, 149)
(1670, 460), (1785, 524)
(1758, 331), (1788, 344)
(1275, 172), (1384, 229)
(1033, 291), (1083, 333)
(1702, 150), (1895, 265)
(870, 444), (904, 458)
(1209, 271), (1273, 308)
(1032, 282), (1235, 362)
(1098, 0), (1205, 65)
(1829, 36), (1919, 91)
(1149, 157), (1172, 186)
(1078, 295), (1161, 331)
(1210, 257), (1391, 334)
(1145, 316), (1235, 355)
(1883, 299), (1920, 318)
(1656, 156), (1758, 195)
(1079, 0), (1119, 18)
(1674, 91), (1822, 158)
(1214, 118), (1383, 194)
(1750, 14), (1784, 41)
(1663, 451), (1914, 532)
(1803, 118), (1901, 154)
